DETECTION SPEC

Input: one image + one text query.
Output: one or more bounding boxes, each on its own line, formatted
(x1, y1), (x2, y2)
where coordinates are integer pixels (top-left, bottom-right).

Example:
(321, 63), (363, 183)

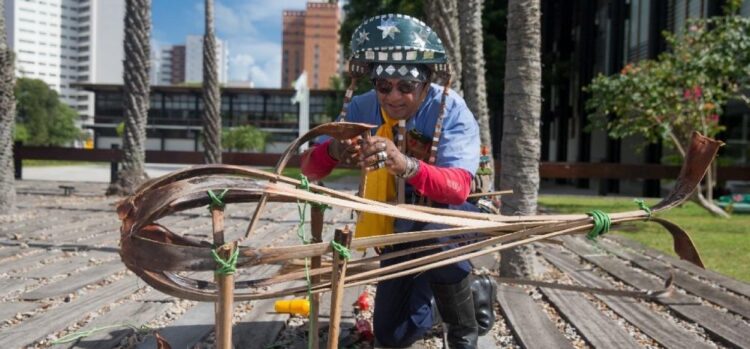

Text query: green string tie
(207, 189), (229, 210)
(295, 174), (317, 349)
(586, 210), (611, 241)
(634, 198), (652, 218)
(330, 240), (352, 260)
(211, 245), (239, 275)
(298, 174), (330, 211)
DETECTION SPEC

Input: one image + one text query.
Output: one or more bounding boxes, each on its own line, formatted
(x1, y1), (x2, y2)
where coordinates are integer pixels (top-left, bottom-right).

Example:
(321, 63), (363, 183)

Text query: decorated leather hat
(348, 14), (450, 81)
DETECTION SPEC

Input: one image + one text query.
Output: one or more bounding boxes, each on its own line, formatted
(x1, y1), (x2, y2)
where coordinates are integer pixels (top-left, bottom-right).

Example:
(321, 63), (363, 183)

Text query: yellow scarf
(355, 108), (398, 238)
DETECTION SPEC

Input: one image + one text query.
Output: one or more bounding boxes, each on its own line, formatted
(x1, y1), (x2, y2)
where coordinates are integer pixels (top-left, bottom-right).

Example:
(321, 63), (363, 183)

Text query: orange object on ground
(274, 299), (310, 316)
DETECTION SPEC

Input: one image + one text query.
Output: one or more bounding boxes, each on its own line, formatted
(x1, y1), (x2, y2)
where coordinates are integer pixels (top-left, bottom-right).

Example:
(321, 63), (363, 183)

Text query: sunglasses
(373, 79), (423, 95)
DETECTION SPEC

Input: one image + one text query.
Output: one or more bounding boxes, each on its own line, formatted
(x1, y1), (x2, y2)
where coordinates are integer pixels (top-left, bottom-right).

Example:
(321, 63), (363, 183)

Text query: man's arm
(300, 139), (338, 181)
(407, 161), (472, 205)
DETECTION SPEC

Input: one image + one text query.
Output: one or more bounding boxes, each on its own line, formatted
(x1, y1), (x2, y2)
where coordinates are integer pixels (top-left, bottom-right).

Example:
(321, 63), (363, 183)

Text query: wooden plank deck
(1, 180), (749, 349)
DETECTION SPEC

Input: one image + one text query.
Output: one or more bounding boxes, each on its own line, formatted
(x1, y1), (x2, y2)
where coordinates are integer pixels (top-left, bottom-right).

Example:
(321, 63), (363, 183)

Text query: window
(626, 0), (651, 61)
(672, 0), (709, 34)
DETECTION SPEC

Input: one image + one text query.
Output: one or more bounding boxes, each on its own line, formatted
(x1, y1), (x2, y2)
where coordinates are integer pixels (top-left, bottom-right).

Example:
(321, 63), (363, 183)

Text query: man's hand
(359, 136), (408, 175)
(328, 136), (362, 164)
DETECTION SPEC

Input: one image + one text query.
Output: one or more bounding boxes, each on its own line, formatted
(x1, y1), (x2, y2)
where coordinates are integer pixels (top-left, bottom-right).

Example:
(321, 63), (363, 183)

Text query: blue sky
(152, 0), (311, 88)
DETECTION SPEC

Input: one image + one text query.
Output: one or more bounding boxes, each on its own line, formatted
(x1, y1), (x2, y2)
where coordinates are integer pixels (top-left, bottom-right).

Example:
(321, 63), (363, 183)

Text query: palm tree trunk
(458, 0), (494, 185)
(424, 0), (462, 94)
(0, 0), (17, 214)
(202, 0), (222, 164)
(107, 0), (151, 195)
(500, 0), (542, 216)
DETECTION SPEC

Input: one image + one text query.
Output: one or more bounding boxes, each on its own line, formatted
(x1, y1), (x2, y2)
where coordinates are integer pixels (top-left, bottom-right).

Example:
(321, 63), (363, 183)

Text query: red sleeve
(300, 139), (338, 181)
(406, 160), (472, 205)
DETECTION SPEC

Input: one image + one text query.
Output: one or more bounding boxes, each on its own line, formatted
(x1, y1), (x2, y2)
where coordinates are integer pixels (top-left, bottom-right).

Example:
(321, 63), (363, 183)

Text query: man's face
(373, 78), (428, 120)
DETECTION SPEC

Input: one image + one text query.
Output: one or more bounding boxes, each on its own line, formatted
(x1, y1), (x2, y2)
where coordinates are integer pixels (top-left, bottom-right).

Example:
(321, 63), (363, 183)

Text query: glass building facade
(76, 83), (341, 149)
(540, 0), (749, 196)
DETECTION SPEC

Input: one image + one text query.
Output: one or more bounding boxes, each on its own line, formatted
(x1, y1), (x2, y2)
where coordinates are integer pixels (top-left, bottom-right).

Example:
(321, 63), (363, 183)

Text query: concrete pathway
(21, 163), (196, 183)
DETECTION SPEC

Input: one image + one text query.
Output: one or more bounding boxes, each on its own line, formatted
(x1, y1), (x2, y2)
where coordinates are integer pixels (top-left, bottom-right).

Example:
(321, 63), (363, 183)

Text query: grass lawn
(539, 195), (750, 282)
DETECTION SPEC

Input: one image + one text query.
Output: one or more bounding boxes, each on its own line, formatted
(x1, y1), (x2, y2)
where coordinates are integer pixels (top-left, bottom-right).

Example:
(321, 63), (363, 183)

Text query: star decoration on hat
(356, 30), (370, 45)
(412, 27), (429, 49)
(377, 17), (400, 40)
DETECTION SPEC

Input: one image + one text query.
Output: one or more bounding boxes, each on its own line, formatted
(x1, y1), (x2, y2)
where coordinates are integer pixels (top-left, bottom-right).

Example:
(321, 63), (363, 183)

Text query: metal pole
(110, 144), (119, 183)
(14, 141), (22, 179)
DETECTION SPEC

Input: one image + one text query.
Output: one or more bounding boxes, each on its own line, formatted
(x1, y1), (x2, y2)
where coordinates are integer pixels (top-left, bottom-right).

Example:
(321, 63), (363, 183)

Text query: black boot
(431, 276), (479, 349)
(470, 274), (496, 336)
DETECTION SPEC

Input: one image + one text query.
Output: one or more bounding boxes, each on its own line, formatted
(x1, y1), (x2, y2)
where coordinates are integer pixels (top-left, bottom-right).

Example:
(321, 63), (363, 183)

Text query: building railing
(14, 143), (750, 184)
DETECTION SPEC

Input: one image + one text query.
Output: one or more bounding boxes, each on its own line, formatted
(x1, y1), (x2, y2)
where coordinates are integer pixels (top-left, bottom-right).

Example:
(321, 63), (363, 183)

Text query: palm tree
(500, 0), (542, 215)
(458, 0), (493, 185)
(424, 0), (462, 93)
(107, 0), (152, 195)
(0, 0), (17, 214)
(202, 0), (222, 164)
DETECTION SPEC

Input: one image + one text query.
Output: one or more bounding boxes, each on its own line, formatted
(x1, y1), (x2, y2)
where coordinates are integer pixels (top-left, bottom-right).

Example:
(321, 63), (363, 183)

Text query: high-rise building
(185, 35), (228, 84)
(281, 2), (340, 89)
(152, 38), (226, 86)
(4, 0), (125, 124)
(151, 44), (186, 85)
(169, 45), (186, 84)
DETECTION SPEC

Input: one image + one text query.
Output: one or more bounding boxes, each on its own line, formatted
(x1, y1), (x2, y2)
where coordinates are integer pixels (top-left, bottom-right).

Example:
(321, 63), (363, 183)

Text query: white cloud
(179, 0), (309, 88)
(214, 2), (259, 37)
(227, 40), (282, 87)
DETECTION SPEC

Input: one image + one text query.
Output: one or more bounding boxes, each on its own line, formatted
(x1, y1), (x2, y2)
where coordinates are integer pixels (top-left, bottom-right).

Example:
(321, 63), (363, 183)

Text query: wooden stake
(327, 227), (352, 349)
(211, 208), (234, 349)
(397, 119), (406, 204)
(359, 132), (371, 198)
(467, 190), (514, 198)
(310, 204), (325, 349)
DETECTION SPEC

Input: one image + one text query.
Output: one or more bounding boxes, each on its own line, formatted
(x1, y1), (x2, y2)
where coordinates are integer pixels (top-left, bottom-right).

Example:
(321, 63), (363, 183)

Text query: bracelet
(398, 155), (419, 179)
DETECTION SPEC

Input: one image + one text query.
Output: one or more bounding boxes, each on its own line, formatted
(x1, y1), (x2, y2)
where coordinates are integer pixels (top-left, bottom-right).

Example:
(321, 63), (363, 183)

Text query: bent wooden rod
(117, 128), (722, 302)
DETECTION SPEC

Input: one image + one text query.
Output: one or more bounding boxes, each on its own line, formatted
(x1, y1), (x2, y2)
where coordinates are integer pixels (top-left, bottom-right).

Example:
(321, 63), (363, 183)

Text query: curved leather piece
(649, 217), (705, 268)
(652, 132), (723, 212)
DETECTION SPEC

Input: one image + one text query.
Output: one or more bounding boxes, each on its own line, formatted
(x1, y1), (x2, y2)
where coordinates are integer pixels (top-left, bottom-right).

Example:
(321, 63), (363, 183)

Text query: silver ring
(376, 161), (386, 169)
(377, 151), (387, 162)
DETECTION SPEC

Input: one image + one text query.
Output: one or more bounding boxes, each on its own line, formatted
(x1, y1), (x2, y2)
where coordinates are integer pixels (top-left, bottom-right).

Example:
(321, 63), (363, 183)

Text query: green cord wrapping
(207, 189), (229, 210)
(586, 210), (611, 241)
(634, 198), (652, 218)
(330, 240), (352, 260)
(298, 175), (330, 211)
(211, 246), (239, 275)
(295, 174), (315, 349)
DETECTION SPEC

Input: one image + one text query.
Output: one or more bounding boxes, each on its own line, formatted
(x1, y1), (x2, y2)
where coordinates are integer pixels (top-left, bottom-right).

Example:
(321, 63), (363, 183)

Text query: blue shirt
(345, 83), (480, 176)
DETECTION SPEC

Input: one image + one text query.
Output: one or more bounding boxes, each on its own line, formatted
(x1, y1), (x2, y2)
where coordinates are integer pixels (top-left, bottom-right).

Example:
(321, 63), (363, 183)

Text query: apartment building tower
(152, 44), (186, 85)
(185, 35), (227, 84)
(281, 1), (340, 89)
(4, 0), (125, 124)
